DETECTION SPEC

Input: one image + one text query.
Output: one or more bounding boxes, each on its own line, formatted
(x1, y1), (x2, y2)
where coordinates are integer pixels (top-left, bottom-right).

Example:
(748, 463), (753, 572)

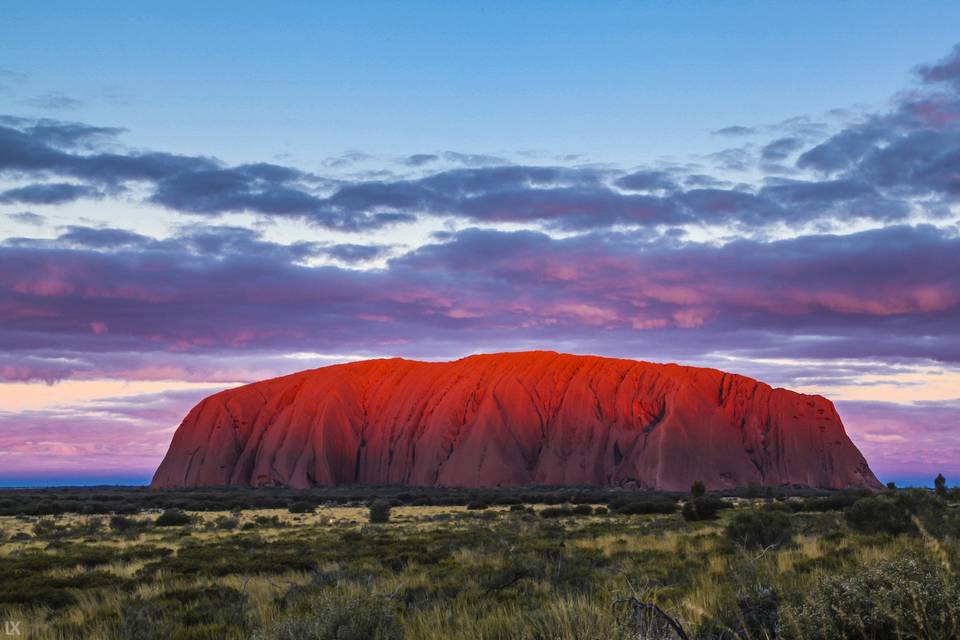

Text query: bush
(288, 501), (315, 514)
(119, 586), (250, 640)
(255, 590), (401, 640)
(698, 585), (780, 640)
(790, 552), (960, 639)
(608, 497), (677, 515)
(214, 515), (239, 530)
(254, 514), (284, 527)
(155, 508), (192, 527)
(681, 496), (725, 521)
(539, 504), (595, 519)
(109, 515), (137, 532)
(369, 500), (391, 524)
(799, 491), (867, 512)
(539, 506), (571, 519)
(726, 509), (793, 549)
(845, 496), (913, 535)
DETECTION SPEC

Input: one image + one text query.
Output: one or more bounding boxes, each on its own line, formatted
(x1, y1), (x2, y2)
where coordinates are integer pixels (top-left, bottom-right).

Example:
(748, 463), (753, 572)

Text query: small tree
(690, 480), (706, 498)
(369, 499), (391, 524)
(935, 473), (947, 498)
(886, 481), (896, 490)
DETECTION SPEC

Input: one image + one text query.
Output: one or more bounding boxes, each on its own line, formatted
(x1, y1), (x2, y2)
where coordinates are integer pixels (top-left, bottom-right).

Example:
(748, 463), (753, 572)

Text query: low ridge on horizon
(152, 351), (881, 491)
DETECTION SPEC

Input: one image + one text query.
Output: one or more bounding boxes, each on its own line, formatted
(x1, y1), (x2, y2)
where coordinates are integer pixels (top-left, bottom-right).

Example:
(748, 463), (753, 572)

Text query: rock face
(152, 351), (881, 490)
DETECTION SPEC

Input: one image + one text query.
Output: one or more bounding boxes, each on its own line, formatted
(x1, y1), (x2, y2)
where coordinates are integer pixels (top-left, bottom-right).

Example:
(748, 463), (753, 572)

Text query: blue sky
(5, 2), (960, 164)
(1, 3), (959, 487)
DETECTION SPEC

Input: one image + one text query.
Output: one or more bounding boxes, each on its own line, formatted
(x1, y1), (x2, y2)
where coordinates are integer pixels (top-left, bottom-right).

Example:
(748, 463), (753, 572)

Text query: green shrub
(109, 515), (138, 532)
(288, 501), (315, 514)
(799, 491), (866, 512)
(254, 514), (283, 527)
(846, 496), (912, 535)
(255, 590), (401, 640)
(155, 508), (192, 527)
(118, 586), (250, 640)
(609, 497), (677, 515)
(214, 515), (239, 530)
(726, 509), (793, 549)
(698, 585), (780, 640)
(681, 496), (725, 521)
(790, 552), (960, 639)
(572, 504), (593, 516)
(369, 500), (391, 524)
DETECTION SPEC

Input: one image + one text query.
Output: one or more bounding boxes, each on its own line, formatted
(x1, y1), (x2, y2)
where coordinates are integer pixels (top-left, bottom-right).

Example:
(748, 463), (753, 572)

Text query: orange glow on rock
(152, 351), (882, 490)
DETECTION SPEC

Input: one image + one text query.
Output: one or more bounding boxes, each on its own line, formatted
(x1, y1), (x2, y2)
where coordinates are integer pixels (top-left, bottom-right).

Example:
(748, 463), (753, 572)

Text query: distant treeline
(0, 483), (878, 516)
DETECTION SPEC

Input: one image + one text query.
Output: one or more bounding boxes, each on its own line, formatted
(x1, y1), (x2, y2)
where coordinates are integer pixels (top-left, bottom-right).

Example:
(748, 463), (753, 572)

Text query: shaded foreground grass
(0, 492), (958, 639)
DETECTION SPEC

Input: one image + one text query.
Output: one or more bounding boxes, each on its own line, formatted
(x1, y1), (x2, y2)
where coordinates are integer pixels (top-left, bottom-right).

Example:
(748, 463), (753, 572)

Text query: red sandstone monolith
(152, 351), (881, 490)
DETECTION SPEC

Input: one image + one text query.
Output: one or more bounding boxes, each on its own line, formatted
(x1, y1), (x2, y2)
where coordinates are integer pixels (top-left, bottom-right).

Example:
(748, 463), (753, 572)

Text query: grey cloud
(321, 243), (394, 263)
(712, 125), (756, 136)
(0, 183), (102, 205)
(915, 44), (960, 87)
(20, 92), (84, 111)
(5, 211), (46, 225)
(761, 137), (805, 162)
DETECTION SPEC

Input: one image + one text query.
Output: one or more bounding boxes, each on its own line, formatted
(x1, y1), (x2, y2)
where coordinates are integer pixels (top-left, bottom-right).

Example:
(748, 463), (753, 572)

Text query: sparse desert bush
(109, 514), (137, 532)
(4, 486), (957, 640)
(288, 500), (315, 514)
(726, 509), (793, 549)
(698, 585), (780, 640)
(256, 589), (401, 640)
(798, 491), (867, 513)
(215, 515), (239, 530)
(369, 499), (391, 524)
(254, 514), (284, 527)
(155, 508), (192, 526)
(540, 504), (593, 518)
(845, 496), (913, 535)
(608, 497), (677, 515)
(681, 496), (726, 521)
(787, 552), (960, 639)
(118, 586), (250, 640)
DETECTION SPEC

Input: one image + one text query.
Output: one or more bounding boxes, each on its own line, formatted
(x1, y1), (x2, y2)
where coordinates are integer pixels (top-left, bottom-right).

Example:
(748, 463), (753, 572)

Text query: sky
(1, 2), (959, 487)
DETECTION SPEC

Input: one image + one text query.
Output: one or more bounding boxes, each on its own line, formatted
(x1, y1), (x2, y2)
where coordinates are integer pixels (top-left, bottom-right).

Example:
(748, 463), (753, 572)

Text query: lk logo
(3, 620), (20, 636)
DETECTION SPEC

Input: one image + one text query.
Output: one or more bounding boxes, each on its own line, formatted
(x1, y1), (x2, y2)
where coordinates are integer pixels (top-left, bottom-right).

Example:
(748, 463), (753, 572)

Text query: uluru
(151, 351), (881, 491)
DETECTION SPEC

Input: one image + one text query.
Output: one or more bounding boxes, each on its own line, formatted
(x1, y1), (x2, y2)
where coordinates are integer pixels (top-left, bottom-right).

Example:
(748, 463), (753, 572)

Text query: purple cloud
(0, 223), (958, 385)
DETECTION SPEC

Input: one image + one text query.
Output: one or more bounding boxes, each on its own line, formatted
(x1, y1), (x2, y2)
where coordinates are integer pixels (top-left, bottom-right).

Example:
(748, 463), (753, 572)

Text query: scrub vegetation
(0, 483), (958, 639)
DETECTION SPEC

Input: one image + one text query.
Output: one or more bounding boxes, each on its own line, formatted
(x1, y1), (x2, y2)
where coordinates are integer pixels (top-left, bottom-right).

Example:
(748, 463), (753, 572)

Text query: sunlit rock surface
(152, 351), (881, 490)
